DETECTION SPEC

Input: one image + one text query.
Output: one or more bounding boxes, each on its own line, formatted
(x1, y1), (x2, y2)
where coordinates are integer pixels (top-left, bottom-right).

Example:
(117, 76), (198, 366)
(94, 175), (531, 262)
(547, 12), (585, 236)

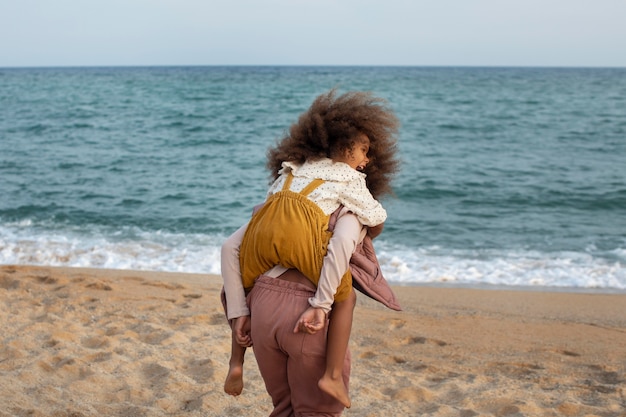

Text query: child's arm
(233, 315), (252, 347)
(221, 222), (250, 320)
(307, 209), (362, 314)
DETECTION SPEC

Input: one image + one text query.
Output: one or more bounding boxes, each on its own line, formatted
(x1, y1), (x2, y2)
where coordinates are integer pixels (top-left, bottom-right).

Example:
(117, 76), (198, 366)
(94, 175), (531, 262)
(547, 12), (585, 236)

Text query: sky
(1, 0), (625, 68)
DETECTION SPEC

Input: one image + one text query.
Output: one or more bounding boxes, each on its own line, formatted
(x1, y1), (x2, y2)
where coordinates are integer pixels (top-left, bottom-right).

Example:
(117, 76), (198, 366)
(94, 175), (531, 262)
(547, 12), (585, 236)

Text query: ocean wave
(1, 223), (624, 291)
(0, 222), (224, 275)
(376, 243), (626, 290)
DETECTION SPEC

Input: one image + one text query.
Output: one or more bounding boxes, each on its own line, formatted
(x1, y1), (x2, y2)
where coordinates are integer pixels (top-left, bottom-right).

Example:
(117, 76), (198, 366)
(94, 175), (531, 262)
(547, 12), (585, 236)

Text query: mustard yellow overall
(239, 172), (352, 303)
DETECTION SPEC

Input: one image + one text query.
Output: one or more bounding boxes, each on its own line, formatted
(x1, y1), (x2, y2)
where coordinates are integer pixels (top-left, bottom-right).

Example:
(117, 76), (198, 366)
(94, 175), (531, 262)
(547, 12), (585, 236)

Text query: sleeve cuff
(227, 307), (251, 321)
(308, 297), (332, 314)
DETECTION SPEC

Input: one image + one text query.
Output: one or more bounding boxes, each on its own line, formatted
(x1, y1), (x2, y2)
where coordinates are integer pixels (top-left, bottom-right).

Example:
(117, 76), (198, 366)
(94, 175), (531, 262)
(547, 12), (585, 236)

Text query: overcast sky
(1, 0), (625, 67)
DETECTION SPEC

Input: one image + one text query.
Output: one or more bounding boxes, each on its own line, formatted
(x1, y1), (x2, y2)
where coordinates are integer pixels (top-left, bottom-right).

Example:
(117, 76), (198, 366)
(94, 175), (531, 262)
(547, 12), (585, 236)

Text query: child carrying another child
(221, 89), (400, 408)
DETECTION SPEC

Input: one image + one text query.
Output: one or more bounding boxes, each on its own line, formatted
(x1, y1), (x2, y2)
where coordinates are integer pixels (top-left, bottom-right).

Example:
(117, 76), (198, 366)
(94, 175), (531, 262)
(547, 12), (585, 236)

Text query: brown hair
(267, 89), (400, 199)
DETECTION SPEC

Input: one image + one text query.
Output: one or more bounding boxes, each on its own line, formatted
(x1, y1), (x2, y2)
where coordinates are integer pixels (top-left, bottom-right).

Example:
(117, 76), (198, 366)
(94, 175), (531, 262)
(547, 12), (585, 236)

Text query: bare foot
(224, 363), (244, 396)
(319, 375), (351, 408)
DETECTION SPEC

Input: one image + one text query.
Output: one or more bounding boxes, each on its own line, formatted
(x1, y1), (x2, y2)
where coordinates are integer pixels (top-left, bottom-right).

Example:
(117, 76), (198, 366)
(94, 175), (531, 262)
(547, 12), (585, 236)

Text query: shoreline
(1, 264), (625, 416)
(389, 280), (626, 295)
(4, 263), (624, 295)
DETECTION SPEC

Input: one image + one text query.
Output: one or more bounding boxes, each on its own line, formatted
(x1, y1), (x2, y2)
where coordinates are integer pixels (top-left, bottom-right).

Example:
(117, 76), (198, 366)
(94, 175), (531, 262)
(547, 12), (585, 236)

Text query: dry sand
(1, 264), (624, 417)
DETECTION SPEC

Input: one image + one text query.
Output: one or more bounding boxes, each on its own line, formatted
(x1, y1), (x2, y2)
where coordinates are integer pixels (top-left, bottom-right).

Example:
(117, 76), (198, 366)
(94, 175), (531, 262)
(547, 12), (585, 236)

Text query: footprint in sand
(386, 385), (434, 403)
(34, 275), (58, 285)
(182, 397), (204, 412)
(495, 404), (521, 416)
(134, 325), (172, 345)
(182, 358), (214, 384)
(142, 362), (170, 389)
(387, 318), (406, 330)
(183, 293), (203, 299)
(556, 349), (580, 357)
(81, 336), (110, 349)
(583, 364), (624, 394)
(429, 371), (461, 384)
(592, 369), (623, 385)
(359, 351), (377, 359)
(85, 351), (113, 363)
(0, 275), (20, 290)
(403, 336), (426, 344)
(490, 362), (543, 379)
(209, 313), (226, 325)
(400, 335), (448, 347)
(86, 282), (113, 291)
(0, 346), (24, 370)
(142, 281), (186, 290)
(32, 274), (68, 285)
(39, 356), (78, 374)
(556, 402), (583, 416)
(473, 398), (522, 416)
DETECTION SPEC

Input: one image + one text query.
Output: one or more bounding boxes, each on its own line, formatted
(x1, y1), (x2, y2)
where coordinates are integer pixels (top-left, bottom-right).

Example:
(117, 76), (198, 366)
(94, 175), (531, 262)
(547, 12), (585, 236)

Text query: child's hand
(293, 306), (327, 334)
(367, 223), (384, 239)
(234, 315), (252, 347)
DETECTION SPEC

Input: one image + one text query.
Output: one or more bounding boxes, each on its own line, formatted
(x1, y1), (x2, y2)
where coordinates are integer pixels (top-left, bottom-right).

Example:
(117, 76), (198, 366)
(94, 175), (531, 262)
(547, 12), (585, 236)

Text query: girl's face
(339, 134), (370, 171)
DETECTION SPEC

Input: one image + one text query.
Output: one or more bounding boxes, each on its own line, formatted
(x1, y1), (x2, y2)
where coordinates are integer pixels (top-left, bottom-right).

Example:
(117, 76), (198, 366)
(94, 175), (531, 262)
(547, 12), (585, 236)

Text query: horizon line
(2, 63), (626, 70)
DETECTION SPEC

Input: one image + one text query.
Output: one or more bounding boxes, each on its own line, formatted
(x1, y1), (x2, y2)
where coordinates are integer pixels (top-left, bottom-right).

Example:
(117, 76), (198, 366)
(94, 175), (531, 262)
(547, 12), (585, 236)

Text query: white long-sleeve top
(269, 159), (387, 227)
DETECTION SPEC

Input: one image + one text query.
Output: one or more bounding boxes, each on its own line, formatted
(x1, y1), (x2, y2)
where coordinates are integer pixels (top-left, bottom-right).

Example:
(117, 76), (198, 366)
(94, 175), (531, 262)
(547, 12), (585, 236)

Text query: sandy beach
(1, 264), (624, 417)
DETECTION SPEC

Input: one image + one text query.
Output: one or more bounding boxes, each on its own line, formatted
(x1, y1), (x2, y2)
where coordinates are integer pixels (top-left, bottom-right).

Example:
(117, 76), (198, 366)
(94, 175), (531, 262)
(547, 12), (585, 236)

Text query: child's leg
(318, 289), (356, 408)
(224, 327), (246, 396)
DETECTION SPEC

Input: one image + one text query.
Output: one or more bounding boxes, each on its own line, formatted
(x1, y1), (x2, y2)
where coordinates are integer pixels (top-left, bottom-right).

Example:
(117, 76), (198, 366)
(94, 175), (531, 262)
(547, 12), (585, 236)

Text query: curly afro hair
(267, 89), (400, 199)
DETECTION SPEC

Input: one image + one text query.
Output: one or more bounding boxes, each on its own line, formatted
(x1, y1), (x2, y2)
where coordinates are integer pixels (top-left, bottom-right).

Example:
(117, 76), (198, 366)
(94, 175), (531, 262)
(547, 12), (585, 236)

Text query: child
(221, 89), (400, 407)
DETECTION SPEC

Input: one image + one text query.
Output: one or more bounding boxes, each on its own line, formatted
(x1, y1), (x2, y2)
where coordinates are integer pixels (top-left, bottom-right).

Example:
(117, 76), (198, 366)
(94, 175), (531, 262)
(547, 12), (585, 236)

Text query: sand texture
(1, 265), (625, 416)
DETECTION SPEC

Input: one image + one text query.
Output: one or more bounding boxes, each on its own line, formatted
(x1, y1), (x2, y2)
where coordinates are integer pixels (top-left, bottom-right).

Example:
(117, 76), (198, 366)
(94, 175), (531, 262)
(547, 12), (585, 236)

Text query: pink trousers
(248, 275), (351, 417)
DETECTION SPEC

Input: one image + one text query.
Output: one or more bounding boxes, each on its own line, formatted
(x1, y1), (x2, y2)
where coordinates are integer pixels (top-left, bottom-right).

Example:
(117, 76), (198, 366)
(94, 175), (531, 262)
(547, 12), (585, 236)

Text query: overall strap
(300, 178), (325, 196)
(281, 172), (325, 196)
(282, 172), (295, 191)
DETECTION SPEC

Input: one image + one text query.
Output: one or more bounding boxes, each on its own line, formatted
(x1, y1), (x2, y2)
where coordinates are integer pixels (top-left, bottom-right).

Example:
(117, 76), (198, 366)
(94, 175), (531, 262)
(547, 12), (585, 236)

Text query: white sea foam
(0, 223), (223, 275)
(376, 242), (626, 290)
(1, 223), (625, 291)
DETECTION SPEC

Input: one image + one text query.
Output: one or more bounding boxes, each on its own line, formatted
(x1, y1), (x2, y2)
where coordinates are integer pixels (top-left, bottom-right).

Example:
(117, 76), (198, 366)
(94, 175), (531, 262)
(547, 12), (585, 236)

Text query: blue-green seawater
(1, 66), (625, 290)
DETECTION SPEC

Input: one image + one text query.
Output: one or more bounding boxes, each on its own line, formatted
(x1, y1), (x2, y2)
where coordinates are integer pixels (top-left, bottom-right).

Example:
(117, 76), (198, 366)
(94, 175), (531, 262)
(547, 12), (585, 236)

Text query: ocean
(1, 66), (625, 291)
